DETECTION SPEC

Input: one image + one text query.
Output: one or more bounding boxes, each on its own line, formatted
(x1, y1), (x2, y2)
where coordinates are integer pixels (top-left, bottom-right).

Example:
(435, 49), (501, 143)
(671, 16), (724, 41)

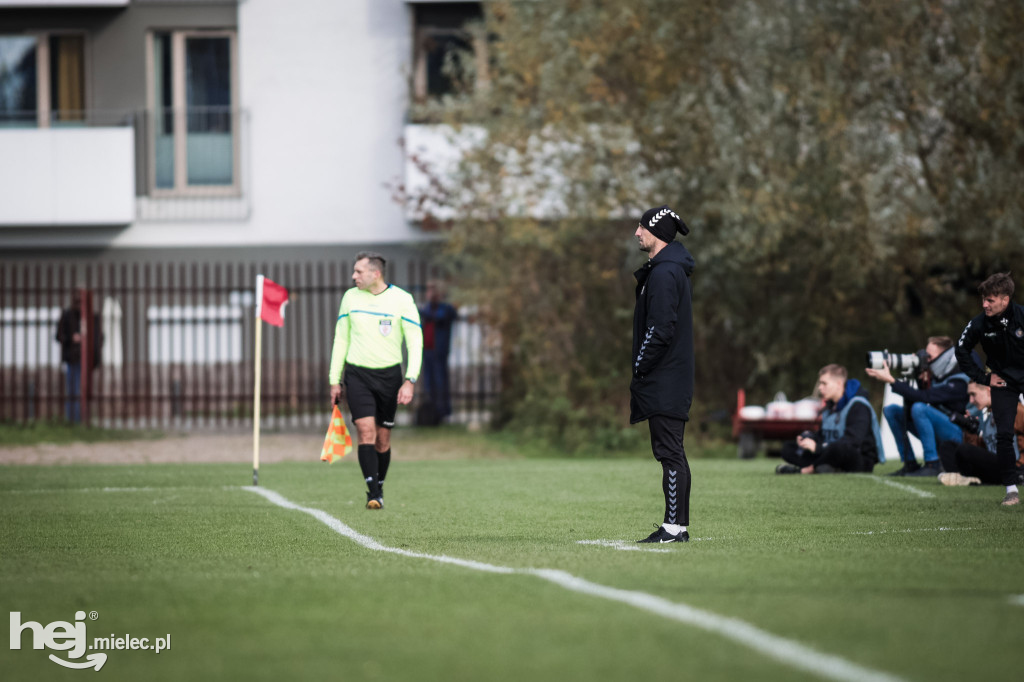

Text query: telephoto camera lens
(866, 350), (923, 375)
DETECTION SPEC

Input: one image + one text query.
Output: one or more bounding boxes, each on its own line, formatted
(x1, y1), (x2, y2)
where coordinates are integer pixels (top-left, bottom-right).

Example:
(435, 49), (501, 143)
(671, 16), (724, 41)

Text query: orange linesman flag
(320, 405), (352, 463)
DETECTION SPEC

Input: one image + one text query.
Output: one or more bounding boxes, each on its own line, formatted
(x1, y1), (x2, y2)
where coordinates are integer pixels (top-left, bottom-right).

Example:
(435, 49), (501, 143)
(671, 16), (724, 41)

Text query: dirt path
(0, 427), (504, 466)
(0, 432), (326, 466)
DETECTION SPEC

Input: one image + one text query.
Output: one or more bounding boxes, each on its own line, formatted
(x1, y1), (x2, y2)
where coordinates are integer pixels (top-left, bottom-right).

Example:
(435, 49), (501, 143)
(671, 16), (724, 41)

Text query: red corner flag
(255, 275), (289, 327)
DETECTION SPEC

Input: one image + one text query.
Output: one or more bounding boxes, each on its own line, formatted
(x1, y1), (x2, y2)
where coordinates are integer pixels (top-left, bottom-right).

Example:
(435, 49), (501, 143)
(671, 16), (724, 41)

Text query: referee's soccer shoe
(637, 525), (689, 543)
(365, 492), (383, 510)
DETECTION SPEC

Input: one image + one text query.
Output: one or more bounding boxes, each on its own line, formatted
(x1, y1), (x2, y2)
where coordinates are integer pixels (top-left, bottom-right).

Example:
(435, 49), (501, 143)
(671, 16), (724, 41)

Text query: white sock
(1007, 485), (1019, 494)
(662, 523), (685, 535)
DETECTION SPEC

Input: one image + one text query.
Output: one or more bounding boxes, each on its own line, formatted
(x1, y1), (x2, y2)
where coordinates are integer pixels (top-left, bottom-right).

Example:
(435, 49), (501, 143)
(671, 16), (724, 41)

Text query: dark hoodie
(630, 240), (696, 423)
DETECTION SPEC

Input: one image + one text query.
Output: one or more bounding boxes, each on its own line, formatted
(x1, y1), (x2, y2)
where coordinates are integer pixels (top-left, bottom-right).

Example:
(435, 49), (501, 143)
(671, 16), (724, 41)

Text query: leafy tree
(409, 0), (1024, 450)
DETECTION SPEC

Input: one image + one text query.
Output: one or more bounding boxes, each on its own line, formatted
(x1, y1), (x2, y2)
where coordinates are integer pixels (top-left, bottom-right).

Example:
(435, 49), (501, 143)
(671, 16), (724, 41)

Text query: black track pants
(648, 416), (691, 526)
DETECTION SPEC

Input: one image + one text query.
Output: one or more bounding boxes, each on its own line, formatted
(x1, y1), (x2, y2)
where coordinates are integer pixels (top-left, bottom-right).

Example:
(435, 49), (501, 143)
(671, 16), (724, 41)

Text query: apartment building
(0, 0), (496, 427)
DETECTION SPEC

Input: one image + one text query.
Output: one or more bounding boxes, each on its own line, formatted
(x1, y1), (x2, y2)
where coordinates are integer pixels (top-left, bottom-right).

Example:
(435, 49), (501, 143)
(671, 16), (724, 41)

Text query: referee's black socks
(357, 444), (381, 497)
(377, 449), (391, 484)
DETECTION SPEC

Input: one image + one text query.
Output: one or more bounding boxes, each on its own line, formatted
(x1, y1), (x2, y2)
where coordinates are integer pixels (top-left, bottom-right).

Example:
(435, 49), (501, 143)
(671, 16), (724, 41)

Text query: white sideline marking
(577, 537), (718, 553)
(576, 539), (672, 553)
(243, 486), (905, 682)
(2, 486), (207, 495)
(850, 527), (973, 536)
(1010, 595), (1024, 607)
(859, 475), (936, 498)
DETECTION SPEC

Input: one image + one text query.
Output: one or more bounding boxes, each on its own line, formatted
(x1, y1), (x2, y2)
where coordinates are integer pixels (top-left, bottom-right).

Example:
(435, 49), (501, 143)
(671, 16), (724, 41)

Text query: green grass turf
(0, 419), (164, 446)
(1, 455), (1022, 681)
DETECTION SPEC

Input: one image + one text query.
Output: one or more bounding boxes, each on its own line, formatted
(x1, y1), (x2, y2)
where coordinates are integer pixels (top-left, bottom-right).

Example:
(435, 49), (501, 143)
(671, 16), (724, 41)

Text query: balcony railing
(135, 107), (250, 222)
(0, 108), (250, 224)
(0, 111), (135, 226)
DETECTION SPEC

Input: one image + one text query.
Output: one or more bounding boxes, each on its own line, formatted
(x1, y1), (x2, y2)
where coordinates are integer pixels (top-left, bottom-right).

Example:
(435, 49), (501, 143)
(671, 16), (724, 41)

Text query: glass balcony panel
(0, 35), (38, 128)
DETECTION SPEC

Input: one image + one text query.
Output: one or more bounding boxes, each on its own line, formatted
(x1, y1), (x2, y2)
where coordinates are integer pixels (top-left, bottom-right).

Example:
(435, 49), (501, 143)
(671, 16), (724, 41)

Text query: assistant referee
(329, 252), (423, 509)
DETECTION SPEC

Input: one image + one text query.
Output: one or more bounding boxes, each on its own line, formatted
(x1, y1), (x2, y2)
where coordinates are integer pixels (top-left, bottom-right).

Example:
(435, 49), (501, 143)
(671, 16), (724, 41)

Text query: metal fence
(0, 259), (499, 430)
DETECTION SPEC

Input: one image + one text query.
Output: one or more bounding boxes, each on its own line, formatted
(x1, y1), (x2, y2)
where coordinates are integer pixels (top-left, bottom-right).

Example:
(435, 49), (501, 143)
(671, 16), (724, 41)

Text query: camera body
(949, 412), (981, 434)
(865, 349), (929, 377)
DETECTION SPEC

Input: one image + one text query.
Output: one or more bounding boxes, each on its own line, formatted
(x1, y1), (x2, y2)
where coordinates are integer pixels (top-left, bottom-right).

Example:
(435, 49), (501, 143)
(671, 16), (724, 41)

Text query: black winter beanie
(640, 205), (689, 242)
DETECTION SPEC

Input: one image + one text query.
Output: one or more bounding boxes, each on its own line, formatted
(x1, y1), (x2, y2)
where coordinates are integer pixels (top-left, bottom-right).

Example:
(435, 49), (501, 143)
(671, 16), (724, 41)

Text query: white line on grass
(1010, 595), (1024, 607)
(576, 539), (672, 553)
(1, 486), (210, 495)
(850, 527), (973, 536)
(243, 486), (905, 682)
(577, 537), (719, 553)
(857, 475), (936, 498)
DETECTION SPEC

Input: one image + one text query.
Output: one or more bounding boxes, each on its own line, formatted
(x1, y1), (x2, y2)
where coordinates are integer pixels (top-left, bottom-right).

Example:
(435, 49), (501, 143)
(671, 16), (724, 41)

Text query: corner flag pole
(253, 309), (262, 486)
(252, 274), (288, 486)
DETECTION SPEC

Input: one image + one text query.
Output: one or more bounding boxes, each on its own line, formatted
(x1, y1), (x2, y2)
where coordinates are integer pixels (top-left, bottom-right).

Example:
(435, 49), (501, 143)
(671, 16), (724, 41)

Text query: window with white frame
(147, 29), (239, 195)
(0, 33), (86, 127)
(412, 2), (486, 102)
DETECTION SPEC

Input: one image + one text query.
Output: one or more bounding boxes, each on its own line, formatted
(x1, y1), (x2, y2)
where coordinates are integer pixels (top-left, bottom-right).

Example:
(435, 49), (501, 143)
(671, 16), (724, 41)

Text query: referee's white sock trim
(662, 523), (685, 535)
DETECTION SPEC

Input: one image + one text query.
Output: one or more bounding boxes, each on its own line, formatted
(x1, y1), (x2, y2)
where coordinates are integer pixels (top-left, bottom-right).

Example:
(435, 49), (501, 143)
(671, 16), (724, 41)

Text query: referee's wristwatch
(405, 377), (416, 384)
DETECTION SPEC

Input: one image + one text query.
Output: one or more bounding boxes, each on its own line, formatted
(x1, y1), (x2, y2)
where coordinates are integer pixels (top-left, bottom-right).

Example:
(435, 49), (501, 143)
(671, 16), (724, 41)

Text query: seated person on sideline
(776, 364), (883, 475)
(865, 336), (969, 477)
(937, 383), (1024, 486)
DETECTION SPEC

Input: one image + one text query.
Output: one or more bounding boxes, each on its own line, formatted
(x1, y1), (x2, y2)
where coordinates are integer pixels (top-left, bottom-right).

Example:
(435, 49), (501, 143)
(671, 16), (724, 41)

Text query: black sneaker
(365, 492), (383, 510)
(904, 462), (942, 477)
(775, 464), (801, 475)
(887, 463), (920, 477)
(637, 525), (689, 544)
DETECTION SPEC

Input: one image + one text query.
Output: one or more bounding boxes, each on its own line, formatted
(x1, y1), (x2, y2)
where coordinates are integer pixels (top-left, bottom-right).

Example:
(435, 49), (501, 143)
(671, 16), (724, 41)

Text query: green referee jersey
(328, 284), (423, 385)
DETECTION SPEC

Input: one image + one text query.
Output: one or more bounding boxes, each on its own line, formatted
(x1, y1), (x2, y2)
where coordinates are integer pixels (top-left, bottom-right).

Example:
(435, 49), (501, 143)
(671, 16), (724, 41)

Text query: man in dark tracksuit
(955, 272), (1024, 506)
(631, 205), (695, 543)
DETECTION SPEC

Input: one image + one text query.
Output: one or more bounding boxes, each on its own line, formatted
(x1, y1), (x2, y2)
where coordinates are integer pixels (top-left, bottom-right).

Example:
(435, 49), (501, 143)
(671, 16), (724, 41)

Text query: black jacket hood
(649, 241), (695, 277)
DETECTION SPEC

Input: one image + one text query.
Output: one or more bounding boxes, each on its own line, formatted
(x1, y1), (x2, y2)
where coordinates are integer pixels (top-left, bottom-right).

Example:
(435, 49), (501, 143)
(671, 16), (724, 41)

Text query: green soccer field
(1, 449), (1022, 681)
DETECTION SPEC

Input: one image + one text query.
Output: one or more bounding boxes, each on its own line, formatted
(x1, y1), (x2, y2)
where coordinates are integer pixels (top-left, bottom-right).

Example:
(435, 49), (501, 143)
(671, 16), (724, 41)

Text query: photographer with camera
(865, 336), (969, 478)
(955, 272), (1024, 506)
(937, 382), (1024, 486)
(775, 364), (883, 475)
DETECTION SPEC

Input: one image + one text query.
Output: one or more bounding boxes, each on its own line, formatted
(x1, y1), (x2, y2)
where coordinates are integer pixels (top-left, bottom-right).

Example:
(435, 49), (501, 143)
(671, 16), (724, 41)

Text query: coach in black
(955, 272), (1024, 507)
(631, 205), (696, 543)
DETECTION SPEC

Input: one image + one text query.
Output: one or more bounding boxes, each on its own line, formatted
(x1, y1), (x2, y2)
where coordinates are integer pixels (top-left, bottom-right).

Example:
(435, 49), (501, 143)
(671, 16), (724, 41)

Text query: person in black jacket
(775, 365), (882, 474)
(954, 272), (1024, 506)
(865, 336), (969, 478)
(630, 205), (695, 544)
(55, 293), (84, 423)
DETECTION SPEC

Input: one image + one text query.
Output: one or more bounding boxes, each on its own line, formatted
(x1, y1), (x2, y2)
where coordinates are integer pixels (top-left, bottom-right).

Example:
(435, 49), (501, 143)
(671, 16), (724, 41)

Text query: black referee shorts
(343, 364), (403, 428)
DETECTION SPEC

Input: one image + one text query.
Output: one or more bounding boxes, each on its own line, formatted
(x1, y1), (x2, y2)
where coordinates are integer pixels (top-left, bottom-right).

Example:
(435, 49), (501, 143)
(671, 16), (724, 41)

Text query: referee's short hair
(355, 251), (386, 276)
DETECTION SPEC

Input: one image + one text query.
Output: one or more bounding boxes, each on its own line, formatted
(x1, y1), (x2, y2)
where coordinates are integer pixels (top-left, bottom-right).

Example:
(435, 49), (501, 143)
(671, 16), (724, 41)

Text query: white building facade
(0, 0), (481, 255)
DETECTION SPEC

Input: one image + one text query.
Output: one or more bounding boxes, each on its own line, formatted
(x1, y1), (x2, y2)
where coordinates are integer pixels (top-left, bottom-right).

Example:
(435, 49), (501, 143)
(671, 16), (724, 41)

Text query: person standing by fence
(418, 280), (457, 425)
(55, 292), (84, 423)
(329, 252), (423, 509)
